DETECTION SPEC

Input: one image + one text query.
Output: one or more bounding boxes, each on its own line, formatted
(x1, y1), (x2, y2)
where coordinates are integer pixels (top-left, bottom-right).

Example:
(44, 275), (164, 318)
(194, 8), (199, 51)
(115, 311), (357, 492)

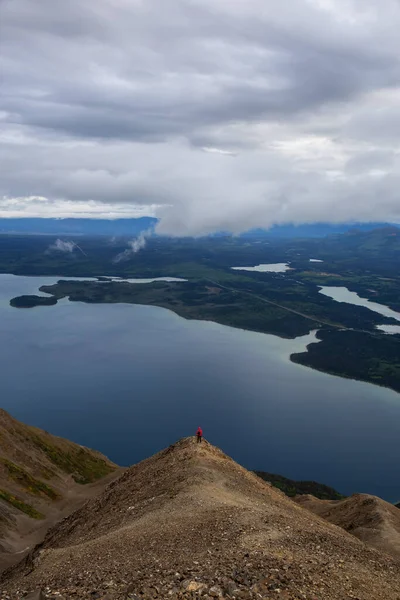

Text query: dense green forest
(292, 329), (400, 393)
(253, 471), (345, 500)
(10, 295), (57, 308)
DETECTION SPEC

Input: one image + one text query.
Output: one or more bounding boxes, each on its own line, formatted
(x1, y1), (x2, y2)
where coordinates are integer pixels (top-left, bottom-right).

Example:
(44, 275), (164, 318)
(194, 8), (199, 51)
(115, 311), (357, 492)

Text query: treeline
(291, 329), (400, 393)
(254, 471), (345, 500)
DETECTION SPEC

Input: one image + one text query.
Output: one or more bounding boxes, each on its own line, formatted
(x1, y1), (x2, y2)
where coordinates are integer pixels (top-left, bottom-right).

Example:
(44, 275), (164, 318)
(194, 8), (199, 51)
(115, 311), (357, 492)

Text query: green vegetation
(35, 279), (317, 339)
(1, 459), (59, 500)
(0, 489), (44, 519)
(291, 329), (400, 393)
(29, 433), (116, 484)
(10, 294), (57, 308)
(254, 471), (345, 500)
(39, 466), (57, 480)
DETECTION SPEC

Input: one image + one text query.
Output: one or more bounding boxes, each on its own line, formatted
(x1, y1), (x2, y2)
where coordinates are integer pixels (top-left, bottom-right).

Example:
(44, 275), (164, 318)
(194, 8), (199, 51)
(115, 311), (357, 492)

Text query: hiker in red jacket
(196, 426), (203, 443)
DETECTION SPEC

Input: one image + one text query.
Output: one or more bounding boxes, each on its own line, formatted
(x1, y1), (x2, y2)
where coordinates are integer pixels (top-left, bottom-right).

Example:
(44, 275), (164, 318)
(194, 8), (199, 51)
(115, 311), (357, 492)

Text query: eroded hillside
(2, 437), (399, 599)
(295, 493), (400, 559)
(0, 409), (120, 572)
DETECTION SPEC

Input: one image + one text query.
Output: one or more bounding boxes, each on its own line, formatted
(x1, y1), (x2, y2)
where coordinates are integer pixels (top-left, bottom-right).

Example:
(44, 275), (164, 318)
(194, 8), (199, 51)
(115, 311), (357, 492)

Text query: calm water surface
(378, 325), (400, 334)
(319, 286), (400, 323)
(1, 275), (399, 502)
(232, 263), (290, 273)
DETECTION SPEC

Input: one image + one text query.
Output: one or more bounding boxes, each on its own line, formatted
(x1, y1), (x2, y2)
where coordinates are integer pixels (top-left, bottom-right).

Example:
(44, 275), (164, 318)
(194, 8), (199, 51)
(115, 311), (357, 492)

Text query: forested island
(9, 295), (58, 308)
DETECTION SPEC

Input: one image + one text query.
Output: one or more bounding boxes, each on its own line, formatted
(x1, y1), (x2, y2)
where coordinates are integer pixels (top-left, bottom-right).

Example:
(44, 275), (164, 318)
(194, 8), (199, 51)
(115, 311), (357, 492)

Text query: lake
(232, 263), (290, 273)
(319, 286), (400, 332)
(1, 274), (400, 502)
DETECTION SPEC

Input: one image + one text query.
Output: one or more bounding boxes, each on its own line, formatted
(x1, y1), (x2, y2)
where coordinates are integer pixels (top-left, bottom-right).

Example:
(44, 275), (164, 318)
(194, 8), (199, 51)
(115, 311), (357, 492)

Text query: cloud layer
(1, 0), (400, 234)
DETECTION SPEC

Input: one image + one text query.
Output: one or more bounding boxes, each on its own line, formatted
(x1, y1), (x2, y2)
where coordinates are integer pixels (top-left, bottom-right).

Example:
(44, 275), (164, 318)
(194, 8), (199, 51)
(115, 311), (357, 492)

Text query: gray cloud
(1, 0), (400, 234)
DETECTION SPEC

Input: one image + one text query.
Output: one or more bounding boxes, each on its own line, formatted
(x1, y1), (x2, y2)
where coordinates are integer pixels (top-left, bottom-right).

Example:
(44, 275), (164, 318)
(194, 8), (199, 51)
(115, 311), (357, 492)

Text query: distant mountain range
(0, 217), (157, 236)
(242, 222), (399, 238)
(0, 217), (398, 238)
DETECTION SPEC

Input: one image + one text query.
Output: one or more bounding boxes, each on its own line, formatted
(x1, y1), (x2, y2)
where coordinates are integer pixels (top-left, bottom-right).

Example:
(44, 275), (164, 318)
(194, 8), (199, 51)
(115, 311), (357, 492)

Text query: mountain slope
(2, 438), (399, 599)
(0, 409), (120, 571)
(295, 493), (400, 559)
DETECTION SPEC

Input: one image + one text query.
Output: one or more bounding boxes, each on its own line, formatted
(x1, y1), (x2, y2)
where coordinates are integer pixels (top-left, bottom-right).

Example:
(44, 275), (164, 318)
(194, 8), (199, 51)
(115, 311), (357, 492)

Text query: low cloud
(113, 230), (152, 262)
(47, 239), (87, 256)
(47, 239), (76, 253)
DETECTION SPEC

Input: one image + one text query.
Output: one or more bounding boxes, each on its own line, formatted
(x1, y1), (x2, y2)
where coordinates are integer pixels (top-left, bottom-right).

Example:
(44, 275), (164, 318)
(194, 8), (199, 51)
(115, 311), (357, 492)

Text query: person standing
(196, 426), (203, 443)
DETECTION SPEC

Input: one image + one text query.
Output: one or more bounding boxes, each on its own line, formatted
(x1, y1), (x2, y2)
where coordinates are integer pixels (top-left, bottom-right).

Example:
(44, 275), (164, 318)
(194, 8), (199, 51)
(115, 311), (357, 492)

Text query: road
(205, 278), (380, 335)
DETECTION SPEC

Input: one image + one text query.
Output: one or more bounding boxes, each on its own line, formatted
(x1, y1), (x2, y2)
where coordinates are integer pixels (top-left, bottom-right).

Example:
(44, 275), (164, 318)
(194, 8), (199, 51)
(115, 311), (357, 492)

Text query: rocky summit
(1, 436), (399, 599)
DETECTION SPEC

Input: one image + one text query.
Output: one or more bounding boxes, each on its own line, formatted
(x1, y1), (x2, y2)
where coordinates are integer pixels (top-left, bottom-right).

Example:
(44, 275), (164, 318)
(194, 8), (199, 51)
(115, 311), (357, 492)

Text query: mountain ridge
(0, 218), (397, 238)
(2, 436), (400, 599)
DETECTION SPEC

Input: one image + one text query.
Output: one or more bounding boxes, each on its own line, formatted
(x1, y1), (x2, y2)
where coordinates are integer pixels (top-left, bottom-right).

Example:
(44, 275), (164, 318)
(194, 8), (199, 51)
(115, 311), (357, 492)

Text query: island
(10, 295), (58, 308)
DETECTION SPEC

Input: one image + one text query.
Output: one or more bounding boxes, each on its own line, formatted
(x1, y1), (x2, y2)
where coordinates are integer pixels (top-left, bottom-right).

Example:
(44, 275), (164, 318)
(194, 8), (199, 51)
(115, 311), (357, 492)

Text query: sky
(1, 0), (400, 235)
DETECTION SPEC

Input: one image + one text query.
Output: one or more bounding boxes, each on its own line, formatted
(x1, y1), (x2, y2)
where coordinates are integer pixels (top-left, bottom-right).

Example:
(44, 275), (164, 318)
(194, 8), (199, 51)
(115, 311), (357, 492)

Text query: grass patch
(29, 434), (115, 484)
(40, 465), (57, 480)
(1, 459), (59, 500)
(0, 489), (44, 519)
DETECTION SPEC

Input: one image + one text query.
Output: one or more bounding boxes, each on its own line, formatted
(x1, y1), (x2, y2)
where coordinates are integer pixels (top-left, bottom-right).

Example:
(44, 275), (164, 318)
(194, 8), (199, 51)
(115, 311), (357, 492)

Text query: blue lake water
(1, 274), (399, 502)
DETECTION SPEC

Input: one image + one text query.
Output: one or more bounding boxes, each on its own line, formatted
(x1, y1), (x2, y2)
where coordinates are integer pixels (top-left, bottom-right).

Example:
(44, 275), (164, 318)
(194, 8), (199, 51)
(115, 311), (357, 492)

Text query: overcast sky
(1, 0), (400, 235)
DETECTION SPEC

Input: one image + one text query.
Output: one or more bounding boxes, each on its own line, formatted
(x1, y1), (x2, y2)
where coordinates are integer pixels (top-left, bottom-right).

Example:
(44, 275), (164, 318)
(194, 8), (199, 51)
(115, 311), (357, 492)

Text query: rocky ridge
(1, 437), (400, 600)
(295, 493), (400, 559)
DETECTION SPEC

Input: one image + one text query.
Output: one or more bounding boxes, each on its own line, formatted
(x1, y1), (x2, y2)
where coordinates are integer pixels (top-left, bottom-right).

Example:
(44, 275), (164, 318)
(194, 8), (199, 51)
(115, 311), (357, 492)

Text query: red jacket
(196, 427), (203, 437)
